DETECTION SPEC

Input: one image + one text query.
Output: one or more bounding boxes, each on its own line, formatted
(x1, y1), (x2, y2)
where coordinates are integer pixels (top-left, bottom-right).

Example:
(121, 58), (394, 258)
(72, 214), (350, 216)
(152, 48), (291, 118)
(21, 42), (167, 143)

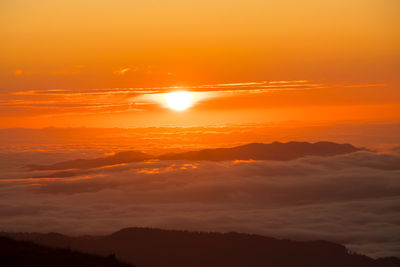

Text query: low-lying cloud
(0, 151), (399, 258)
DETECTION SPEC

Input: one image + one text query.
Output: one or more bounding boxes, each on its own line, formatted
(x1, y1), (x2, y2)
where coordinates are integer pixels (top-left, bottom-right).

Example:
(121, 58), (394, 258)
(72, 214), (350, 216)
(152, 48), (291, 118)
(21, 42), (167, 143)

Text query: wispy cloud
(0, 80), (387, 116)
(113, 67), (132, 75)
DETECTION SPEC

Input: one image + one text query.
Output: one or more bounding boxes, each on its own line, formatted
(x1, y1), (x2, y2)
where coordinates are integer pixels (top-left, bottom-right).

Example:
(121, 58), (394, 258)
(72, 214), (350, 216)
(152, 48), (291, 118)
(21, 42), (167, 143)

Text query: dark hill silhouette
(28, 141), (361, 171)
(0, 236), (135, 267)
(159, 141), (361, 161)
(28, 151), (152, 171)
(3, 227), (398, 267)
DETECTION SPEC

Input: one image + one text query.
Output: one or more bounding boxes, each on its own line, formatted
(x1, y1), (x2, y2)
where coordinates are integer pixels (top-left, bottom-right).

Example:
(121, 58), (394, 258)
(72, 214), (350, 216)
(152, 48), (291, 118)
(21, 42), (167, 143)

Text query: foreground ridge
(0, 236), (135, 267)
(3, 227), (398, 267)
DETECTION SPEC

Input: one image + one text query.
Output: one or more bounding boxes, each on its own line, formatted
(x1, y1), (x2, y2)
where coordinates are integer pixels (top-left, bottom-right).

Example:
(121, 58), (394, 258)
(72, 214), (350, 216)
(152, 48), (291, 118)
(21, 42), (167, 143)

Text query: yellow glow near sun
(163, 91), (194, 111)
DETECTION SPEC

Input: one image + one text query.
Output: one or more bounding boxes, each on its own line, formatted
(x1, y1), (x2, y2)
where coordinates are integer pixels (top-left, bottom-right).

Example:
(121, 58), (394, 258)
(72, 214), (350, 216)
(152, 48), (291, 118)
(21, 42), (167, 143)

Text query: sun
(163, 91), (194, 111)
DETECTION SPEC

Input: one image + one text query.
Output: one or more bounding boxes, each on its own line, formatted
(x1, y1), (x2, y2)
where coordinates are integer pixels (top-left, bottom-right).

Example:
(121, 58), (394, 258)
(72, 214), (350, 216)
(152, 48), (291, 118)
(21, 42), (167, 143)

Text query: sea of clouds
(0, 149), (399, 258)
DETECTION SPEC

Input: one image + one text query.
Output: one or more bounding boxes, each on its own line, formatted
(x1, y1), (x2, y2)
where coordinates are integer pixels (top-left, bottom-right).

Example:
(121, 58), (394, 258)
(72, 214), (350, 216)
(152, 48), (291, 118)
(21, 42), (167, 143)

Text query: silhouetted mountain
(159, 141), (361, 161)
(3, 227), (398, 267)
(27, 141), (361, 171)
(0, 236), (135, 267)
(28, 151), (152, 171)
(377, 257), (400, 266)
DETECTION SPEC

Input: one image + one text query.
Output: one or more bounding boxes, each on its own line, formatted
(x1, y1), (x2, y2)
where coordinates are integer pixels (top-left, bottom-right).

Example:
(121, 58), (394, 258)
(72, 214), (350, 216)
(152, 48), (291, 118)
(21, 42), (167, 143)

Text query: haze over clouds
(1, 149), (399, 258)
(1, 123), (400, 155)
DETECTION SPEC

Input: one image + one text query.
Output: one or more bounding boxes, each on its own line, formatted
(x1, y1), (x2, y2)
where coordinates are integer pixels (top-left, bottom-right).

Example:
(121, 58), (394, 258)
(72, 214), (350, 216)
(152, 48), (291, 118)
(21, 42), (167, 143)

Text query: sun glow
(164, 91), (195, 111)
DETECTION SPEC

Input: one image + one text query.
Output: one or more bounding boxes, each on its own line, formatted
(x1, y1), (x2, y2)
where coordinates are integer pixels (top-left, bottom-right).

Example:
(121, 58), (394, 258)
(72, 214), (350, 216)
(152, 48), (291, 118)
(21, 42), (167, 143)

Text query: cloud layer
(0, 80), (386, 116)
(0, 151), (399, 258)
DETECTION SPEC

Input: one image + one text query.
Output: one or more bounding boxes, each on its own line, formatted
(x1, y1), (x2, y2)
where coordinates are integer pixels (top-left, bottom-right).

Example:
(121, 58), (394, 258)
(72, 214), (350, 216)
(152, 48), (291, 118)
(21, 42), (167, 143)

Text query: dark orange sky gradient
(0, 0), (399, 127)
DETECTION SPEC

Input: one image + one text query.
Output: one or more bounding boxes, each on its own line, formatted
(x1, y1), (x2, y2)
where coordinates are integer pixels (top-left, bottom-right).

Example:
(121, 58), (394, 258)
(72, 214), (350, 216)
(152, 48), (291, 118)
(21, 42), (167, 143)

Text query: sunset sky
(1, 0), (399, 128)
(1, 1), (400, 260)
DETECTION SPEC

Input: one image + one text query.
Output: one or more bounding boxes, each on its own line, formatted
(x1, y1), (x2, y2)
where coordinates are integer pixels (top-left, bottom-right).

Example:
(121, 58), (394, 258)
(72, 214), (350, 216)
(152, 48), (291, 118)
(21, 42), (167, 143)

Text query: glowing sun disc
(164, 91), (194, 111)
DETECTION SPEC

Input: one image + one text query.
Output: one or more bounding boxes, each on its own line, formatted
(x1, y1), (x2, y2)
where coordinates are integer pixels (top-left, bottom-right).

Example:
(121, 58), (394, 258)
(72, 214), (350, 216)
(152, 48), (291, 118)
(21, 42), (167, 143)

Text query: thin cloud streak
(0, 81), (386, 116)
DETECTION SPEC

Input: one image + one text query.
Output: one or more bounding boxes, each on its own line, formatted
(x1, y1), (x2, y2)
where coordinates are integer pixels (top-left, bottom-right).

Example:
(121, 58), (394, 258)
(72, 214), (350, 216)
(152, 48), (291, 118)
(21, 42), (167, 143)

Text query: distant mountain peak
(160, 141), (362, 161)
(27, 141), (362, 171)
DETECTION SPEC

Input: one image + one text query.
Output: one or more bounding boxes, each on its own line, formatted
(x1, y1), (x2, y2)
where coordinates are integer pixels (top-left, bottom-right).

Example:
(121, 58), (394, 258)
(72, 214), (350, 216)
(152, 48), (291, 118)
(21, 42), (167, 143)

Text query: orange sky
(0, 0), (399, 127)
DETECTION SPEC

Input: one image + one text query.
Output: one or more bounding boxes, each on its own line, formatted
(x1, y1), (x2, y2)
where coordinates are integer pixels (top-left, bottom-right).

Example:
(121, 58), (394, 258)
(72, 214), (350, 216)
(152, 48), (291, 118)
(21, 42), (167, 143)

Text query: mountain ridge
(28, 141), (362, 171)
(2, 227), (398, 267)
(0, 235), (135, 267)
